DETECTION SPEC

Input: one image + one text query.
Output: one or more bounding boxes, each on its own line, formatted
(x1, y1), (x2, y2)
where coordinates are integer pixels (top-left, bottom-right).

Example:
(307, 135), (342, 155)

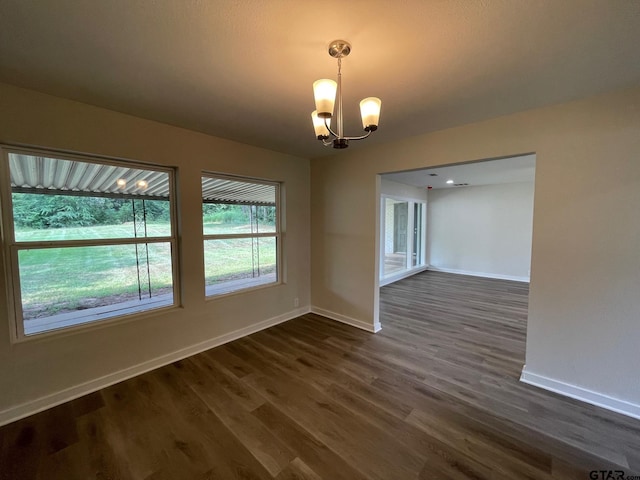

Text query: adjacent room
(381, 154), (536, 283)
(1, 1), (639, 479)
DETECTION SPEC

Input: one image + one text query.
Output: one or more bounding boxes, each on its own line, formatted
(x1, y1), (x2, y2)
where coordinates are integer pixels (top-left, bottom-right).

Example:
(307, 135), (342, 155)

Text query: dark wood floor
(1, 271), (639, 479)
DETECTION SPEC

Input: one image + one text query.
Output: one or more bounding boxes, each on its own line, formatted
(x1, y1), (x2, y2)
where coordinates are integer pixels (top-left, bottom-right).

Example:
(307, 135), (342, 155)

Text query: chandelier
(311, 40), (382, 149)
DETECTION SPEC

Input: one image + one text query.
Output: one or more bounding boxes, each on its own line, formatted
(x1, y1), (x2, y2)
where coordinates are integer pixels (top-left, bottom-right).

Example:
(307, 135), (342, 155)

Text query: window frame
(201, 172), (282, 298)
(0, 145), (180, 342)
(379, 194), (427, 284)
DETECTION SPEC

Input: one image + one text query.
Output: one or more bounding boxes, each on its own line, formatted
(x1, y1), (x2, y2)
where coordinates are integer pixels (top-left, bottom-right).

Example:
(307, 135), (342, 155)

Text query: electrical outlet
(293, 297), (299, 308)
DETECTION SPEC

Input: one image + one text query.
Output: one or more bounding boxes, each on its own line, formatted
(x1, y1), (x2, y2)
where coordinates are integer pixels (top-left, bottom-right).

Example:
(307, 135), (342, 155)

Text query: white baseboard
(310, 306), (381, 333)
(428, 266), (530, 283)
(520, 366), (640, 420)
(0, 307), (309, 427)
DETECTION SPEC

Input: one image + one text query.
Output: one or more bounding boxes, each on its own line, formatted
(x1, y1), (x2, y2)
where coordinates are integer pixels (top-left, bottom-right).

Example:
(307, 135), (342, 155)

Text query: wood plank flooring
(2, 270), (639, 479)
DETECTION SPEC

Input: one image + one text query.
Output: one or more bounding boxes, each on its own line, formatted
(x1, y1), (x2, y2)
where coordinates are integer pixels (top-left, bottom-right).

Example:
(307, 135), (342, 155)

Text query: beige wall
(427, 181), (534, 280)
(0, 83), (310, 418)
(311, 86), (640, 407)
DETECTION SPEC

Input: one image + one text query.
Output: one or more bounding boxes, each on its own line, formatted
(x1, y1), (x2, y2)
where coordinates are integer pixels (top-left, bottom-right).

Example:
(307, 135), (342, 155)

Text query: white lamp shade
(313, 79), (337, 117)
(311, 110), (330, 137)
(360, 97), (382, 130)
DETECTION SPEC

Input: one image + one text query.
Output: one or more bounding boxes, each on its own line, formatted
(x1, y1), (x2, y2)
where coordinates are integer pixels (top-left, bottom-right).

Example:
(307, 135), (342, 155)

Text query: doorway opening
(376, 153), (536, 327)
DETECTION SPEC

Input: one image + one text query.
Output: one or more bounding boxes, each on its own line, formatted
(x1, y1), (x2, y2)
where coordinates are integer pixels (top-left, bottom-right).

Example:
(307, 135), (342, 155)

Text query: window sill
(205, 273), (278, 298)
(19, 294), (175, 340)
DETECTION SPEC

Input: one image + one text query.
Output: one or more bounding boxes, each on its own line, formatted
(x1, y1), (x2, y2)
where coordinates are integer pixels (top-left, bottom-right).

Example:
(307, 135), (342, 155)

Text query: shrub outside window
(0, 146), (178, 339)
(202, 174), (280, 296)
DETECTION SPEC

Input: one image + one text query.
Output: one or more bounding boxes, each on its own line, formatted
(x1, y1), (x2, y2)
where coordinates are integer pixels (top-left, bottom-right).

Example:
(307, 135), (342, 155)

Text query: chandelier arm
(323, 117), (373, 142)
(343, 130), (373, 141)
(323, 117), (340, 139)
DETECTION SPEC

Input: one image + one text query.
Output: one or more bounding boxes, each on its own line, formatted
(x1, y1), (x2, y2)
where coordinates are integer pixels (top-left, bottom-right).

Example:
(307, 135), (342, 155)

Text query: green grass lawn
(15, 222), (172, 241)
(17, 222), (276, 319)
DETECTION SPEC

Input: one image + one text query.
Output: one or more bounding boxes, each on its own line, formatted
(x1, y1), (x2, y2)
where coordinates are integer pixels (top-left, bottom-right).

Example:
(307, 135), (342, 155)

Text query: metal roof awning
(201, 177), (276, 206)
(8, 153), (276, 205)
(9, 154), (170, 200)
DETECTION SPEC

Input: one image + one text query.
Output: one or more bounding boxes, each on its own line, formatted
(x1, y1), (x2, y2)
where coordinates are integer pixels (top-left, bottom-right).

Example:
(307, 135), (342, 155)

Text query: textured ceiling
(1, 1), (639, 159)
(383, 154), (536, 189)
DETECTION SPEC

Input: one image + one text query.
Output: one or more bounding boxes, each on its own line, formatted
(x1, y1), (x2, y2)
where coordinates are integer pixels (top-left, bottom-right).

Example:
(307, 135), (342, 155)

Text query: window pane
(255, 205), (276, 233)
(383, 199), (408, 276)
(203, 204), (253, 235)
(201, 175), (279, 297)
(12, 195), (171, 241)
(204, 237), (277, 295)
(202, 204), (276, 235)
(9, 153), (171, 242)
(19, 243), (174, 335)
(257, 237), (277, 273)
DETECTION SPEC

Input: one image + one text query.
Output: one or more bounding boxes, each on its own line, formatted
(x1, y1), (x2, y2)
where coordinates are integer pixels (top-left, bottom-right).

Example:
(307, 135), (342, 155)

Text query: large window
(381, 196), (426, 282)
(0, 147), (178, 339)
(202, 174), (280, 296)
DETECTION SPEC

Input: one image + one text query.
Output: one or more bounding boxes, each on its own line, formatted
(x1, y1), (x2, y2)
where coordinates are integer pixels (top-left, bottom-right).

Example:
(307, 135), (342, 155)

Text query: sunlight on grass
(15, 222), (172, 242)
(204, 237), (276, 284)
(18, 243), (174, 319)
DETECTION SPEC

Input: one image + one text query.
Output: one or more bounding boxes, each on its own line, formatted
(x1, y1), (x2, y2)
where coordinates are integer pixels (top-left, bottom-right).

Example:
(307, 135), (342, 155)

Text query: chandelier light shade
(311, 110), (331, 139)
(360, 97), (382, 131)
(313, 80), (337, 117)
(311, 40), (382, 149)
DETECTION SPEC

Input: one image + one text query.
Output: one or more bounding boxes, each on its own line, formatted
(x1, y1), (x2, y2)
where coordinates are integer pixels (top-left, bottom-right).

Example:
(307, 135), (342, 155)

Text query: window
(381, 196), (426, 280)
(0, 147), (178, 339)
(202, 174), (280, 296)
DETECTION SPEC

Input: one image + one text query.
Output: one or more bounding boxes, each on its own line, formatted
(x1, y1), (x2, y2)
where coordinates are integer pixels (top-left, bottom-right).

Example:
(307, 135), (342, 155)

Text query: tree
(11, 193), (172, 229)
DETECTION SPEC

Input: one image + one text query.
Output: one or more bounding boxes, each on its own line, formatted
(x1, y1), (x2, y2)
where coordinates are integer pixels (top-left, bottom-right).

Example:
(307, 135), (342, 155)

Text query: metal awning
(9, 154), (170, 200)
(9, 153), (276, 205)
(202, 177), (276, 206)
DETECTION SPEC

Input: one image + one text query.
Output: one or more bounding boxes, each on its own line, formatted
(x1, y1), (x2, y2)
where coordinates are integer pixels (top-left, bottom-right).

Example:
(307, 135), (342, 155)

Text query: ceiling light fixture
(446, 179), (454, 184)
(311, 40), (382, 149)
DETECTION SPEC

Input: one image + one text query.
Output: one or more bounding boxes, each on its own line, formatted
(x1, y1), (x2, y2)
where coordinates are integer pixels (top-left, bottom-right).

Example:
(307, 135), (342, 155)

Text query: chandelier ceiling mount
(327, 40), (351, 59)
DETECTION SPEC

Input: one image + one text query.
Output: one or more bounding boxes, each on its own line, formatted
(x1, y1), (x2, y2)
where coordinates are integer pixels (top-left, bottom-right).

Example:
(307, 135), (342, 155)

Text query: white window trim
(0, 145), (180, 342)
(201, 172), (282, 298)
